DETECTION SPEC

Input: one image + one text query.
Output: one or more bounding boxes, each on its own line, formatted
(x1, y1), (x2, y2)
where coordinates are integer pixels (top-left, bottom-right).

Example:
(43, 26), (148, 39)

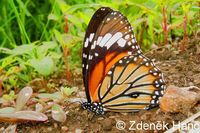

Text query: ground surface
(0, 38), (200, 132)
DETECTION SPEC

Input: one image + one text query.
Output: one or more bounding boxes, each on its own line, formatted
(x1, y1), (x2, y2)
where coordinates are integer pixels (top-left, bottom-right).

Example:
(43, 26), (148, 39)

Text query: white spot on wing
(105, 32), (123, 49)
(108, 71), (112, 75)
(125, 34), (130, 40)
(131, 35), (134, 38)
(151, 100), (155, 104)
(128, 52), (132, 55)
(99, 33), (112, 47)
(161, 85), (165, 89)
(117, 38), (126, 47)
(132, 38), (136, 43)
(153, 72), (158, 76)
(96, 36), (103, 45)
(155, 91), (159, 95)
(89, 33), (94, 42)
(84, 38), (89, 48)
(161, 90), (164, 95)
(129, 55), (134, 58)
(83, 53), (87, 58)
(95, 53), (99, 56)
(89, 55), (93, 60)
(156, 84), (160, 87)
(91, 40), (97, 49)
(107, 18), (110, 21)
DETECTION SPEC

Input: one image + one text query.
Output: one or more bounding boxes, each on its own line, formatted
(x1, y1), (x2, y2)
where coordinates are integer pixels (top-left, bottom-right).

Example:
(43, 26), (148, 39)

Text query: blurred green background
(0, 0), (199, 91)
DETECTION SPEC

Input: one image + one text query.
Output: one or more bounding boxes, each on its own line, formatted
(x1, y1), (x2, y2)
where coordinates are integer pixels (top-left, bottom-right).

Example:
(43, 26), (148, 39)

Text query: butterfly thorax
(82, 102), (105, 115)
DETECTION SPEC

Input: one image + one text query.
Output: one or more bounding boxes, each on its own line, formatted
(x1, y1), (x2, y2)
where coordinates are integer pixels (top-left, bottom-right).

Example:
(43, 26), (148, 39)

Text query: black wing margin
(82, 7), (112, 102)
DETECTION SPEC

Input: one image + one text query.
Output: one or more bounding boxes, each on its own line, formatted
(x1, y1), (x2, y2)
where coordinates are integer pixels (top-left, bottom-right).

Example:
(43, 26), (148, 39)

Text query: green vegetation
(0, 0), (199, 92)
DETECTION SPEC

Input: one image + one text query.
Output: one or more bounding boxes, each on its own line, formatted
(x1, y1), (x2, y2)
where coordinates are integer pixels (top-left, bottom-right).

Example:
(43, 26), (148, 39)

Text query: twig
(144, 45), (170, 56)
(165, 111), (200, 133)
(180, 86), (200, 91)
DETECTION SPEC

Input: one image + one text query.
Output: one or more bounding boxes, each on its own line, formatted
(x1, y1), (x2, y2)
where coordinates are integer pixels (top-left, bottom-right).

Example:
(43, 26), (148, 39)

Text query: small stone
(53, 123), (58, 128)
(187, 71), (193, 76)
(174, 80), (179, 84)
(98, 117), (104, 120)
(61, 126), (68, 131)
(75, 129), (83, 133)
(47, 127), (52, 131)
(109, 116), (116, 119)
(102, 119), (113, 131)
(188, 82), (194, 86)
(0, 127), (5, 132)
(160, 85), (200, 114)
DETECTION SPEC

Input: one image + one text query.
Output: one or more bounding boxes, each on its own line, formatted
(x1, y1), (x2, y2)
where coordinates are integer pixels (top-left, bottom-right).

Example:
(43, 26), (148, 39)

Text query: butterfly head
(81, 102), (105, 115)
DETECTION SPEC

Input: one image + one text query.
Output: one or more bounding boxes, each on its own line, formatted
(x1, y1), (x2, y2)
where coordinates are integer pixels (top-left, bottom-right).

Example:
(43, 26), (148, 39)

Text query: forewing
(82, 7), (112, 101)
(82, 7), (140, 102)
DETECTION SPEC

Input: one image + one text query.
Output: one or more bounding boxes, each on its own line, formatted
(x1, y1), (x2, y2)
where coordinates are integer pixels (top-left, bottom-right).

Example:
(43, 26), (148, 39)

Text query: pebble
(61, 126), (68, 131)
(109, 116), (116, 119)
(160, 85), (200, 114)
(53, 123), (58, 128)
(102, 119), (113, 131)
(47, 127), (52, 131)
(97, 117), (104, 120)
(75, 129), (83, 133)
(0, 127), (5, 132)
(188, 82), (194, 86)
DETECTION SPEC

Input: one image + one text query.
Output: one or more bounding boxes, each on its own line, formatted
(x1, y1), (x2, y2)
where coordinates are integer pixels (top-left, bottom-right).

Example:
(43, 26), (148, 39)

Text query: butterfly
(81, 7), (166, 115)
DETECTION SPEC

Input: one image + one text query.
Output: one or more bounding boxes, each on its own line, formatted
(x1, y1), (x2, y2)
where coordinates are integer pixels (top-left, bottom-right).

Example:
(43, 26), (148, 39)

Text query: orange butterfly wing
(82, 7), (138, 103)
(98, 54), (166, 111)
(89, 52), (129, 102)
